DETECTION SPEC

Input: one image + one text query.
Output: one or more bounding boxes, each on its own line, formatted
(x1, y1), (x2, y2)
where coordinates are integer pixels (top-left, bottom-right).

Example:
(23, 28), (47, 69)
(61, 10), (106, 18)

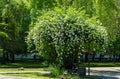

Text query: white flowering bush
(26, 7), (108, 68)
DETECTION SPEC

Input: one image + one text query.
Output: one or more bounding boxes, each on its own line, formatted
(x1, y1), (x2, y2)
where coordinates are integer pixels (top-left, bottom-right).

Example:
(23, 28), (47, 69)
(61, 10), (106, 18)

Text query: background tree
(0, 0), (30, 63)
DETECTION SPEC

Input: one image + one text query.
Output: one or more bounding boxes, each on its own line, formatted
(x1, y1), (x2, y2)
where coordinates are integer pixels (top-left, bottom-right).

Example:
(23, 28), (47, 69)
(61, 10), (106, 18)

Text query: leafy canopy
(26, 7), (108, 65)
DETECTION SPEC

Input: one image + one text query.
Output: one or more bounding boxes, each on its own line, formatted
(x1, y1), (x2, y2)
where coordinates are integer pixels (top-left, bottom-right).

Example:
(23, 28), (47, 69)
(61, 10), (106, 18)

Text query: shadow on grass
(0, 61), (49, 68)
(90, 75), (119, 79)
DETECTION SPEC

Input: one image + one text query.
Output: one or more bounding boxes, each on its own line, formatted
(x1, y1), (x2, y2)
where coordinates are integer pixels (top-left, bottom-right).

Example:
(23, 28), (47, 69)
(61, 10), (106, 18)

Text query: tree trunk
(85, 52), (88, 62)
(109, 55), (112, 62)
(6, 52), (9, 62)
(88, 53), (90, 76)
(113, 52), (116, 63)
(33, 54), (36, 61)
(92, 53), (95, 61)
(118, 54), (120, 61)
(2, 50), (6, 64)
(99, 54), (102, 61)
(11, 53), (15, 63)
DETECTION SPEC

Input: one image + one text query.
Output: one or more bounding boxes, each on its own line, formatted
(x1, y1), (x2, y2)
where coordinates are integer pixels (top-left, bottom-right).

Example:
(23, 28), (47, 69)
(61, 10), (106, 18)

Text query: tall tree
(0, 0), (30, 62)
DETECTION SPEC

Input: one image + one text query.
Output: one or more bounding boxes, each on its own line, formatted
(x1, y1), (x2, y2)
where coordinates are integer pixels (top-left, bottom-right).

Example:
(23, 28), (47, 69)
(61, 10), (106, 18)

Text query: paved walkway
(88, 67), (120, 79)
(0, 76), (37, 79)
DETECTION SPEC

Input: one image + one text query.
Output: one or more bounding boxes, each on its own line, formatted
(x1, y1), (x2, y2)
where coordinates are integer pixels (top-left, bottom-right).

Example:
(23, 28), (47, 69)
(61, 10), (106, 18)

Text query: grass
(0, 67), (56, 79)
(2, 73), (97, 79)
(0, 60), (120, 68)
(2, 73), (56, 79)
(0, 61), (117, 79)
(0, 68), (48, 72)
(80, 62), (120, 67)
(0, 66), (97, 79)
(0, 60), (48, 68)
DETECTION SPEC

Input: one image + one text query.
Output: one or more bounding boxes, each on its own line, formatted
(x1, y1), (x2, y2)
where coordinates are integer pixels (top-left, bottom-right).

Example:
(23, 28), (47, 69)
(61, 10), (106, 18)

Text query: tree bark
(88, 53), (90, 76)
(85, 52), (88, 62)
(11, 53), (15, 63)
(118, 54), (120, 61)
(2, 50), (6, 64)
(99, 54), (102, 62)
(113, 52), (116, 63)
(92, 52), (95, 61)
(6, 52), (9, 62)
(109, 55), (112, 62)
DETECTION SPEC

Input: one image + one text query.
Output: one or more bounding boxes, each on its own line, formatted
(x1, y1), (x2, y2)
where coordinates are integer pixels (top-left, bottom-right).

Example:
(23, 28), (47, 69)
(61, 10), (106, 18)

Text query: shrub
(50, 65), (64, 77)
(26, 7), (108, 68)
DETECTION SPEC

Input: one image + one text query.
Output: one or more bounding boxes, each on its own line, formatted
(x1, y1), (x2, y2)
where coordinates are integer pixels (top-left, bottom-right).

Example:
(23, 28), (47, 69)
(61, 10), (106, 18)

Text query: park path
(0, 76), (37, 79)
(89, 67), (120, 79)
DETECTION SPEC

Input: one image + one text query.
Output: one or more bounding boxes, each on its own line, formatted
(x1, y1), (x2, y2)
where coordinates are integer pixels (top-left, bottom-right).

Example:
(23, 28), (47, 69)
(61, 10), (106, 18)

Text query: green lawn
(0, 61), (48, 68)
(0, 61), (117, 79)
(0, 61), (120, 68)
(2, 73), (97, 79)
(0, 68), (48, 72)
(80, 62), (120, 67)
(0, 67), (55, 79)
(0, 67), (97, 79)
(2, 73), (56, 79)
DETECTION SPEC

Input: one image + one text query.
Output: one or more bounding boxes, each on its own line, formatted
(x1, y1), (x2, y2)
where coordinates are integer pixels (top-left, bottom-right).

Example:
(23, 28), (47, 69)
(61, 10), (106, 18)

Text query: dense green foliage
(26, 7), (108, 68)
(0, 1), (120, 78)
(0, 0), (120, 67)
(0, 0), (30, 63)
